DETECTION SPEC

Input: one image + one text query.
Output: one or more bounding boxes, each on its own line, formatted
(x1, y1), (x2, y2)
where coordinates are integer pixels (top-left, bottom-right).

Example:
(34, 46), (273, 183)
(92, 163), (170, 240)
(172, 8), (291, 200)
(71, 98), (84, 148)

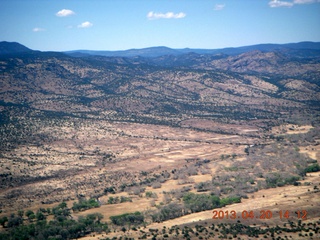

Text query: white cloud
(214, 4), (225, 11)
(56, 9), (75, 17)
(78, 21), (93, 28)
(147, 11), (186, 20)
(269, 0), (294, 7)
(269, 0), (320, 7)
(33, 27), (45, 32)
(293, 0), (319, 3)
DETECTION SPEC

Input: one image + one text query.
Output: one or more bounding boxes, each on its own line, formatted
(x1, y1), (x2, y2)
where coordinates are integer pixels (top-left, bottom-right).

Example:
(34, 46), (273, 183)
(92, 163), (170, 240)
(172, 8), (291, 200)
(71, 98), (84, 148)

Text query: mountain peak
(0, 41), (32, 55)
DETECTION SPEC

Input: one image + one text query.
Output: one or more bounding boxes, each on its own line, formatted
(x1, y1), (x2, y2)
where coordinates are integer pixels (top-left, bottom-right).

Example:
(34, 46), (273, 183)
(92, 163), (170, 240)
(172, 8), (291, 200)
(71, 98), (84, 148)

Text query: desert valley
(0, 41), (319, 239)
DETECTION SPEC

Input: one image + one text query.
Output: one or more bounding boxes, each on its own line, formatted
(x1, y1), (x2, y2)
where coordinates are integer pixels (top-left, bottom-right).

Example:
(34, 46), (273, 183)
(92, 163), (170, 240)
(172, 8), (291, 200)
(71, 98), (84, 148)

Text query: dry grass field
(0, 118), (255, 212)
(1, 121), (319, 238)
(76, 170), (320, 239)
(77, 126), (320, 239)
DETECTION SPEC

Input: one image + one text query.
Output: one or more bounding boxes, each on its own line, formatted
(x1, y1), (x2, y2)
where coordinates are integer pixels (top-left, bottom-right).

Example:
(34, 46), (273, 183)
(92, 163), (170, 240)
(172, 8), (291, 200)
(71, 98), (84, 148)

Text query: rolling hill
(0, 41), (319, 239)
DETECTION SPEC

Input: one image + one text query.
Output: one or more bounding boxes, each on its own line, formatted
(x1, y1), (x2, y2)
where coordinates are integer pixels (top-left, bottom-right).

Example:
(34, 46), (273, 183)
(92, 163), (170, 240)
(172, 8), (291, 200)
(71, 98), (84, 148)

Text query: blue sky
(0, 0), (319, 51)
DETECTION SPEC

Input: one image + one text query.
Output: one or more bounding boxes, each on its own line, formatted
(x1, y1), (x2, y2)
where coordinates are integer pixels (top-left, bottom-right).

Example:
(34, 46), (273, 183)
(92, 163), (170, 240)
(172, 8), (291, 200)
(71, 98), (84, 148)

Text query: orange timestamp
(212, 210), (308, 220)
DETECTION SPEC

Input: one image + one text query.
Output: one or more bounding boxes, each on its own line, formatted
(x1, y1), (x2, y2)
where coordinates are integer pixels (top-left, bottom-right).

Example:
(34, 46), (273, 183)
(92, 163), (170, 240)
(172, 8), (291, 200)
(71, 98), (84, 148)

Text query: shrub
(104, 186), (116, 194)
(220, 196), (241, 206)
(110, 212), (144, 226)
(145, 191), (157, 198)
(151, 203), (184, 222)
(182, 193), (222, 213)
(304, 163), (320, 173)
(72, 198), (100, 212)
(266, 173), (301, 188)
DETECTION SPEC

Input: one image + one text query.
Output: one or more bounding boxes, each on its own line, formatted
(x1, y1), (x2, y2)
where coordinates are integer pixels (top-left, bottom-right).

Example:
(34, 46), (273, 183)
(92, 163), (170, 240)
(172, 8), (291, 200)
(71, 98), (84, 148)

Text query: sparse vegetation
(0, 202), (108, 240)
(110, 211), (144, 226)
(107, 196), (132, 204)
(0, 43), (319, 240)
(72, 198), (100, 212)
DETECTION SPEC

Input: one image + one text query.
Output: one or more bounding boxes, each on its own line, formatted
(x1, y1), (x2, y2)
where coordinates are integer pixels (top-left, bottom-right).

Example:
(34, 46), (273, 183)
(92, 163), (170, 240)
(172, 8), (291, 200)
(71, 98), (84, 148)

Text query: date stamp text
(212, 210), (308, 220)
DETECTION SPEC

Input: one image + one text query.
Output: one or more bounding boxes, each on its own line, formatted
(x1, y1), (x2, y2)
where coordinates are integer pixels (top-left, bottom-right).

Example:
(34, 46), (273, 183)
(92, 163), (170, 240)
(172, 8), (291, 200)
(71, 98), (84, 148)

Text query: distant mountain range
(65, 41), (320, 58)
(1, 41), (320, 58)
(0, 40), (319, 119)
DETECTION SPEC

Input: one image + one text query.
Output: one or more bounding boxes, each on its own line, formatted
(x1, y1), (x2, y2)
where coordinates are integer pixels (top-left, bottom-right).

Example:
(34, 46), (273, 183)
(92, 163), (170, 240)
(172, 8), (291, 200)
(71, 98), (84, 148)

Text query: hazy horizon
(3, 40), (320, 53)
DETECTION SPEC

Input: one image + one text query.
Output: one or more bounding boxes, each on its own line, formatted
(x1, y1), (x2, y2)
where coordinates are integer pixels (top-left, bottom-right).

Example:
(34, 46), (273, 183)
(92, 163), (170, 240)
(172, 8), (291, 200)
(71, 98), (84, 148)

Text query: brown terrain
(0, 42), (319, 239)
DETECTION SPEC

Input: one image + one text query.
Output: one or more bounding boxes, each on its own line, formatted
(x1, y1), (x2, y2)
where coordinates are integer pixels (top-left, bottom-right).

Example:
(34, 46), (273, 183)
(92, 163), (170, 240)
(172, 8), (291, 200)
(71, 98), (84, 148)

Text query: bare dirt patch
(272, 124), (314, 135)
